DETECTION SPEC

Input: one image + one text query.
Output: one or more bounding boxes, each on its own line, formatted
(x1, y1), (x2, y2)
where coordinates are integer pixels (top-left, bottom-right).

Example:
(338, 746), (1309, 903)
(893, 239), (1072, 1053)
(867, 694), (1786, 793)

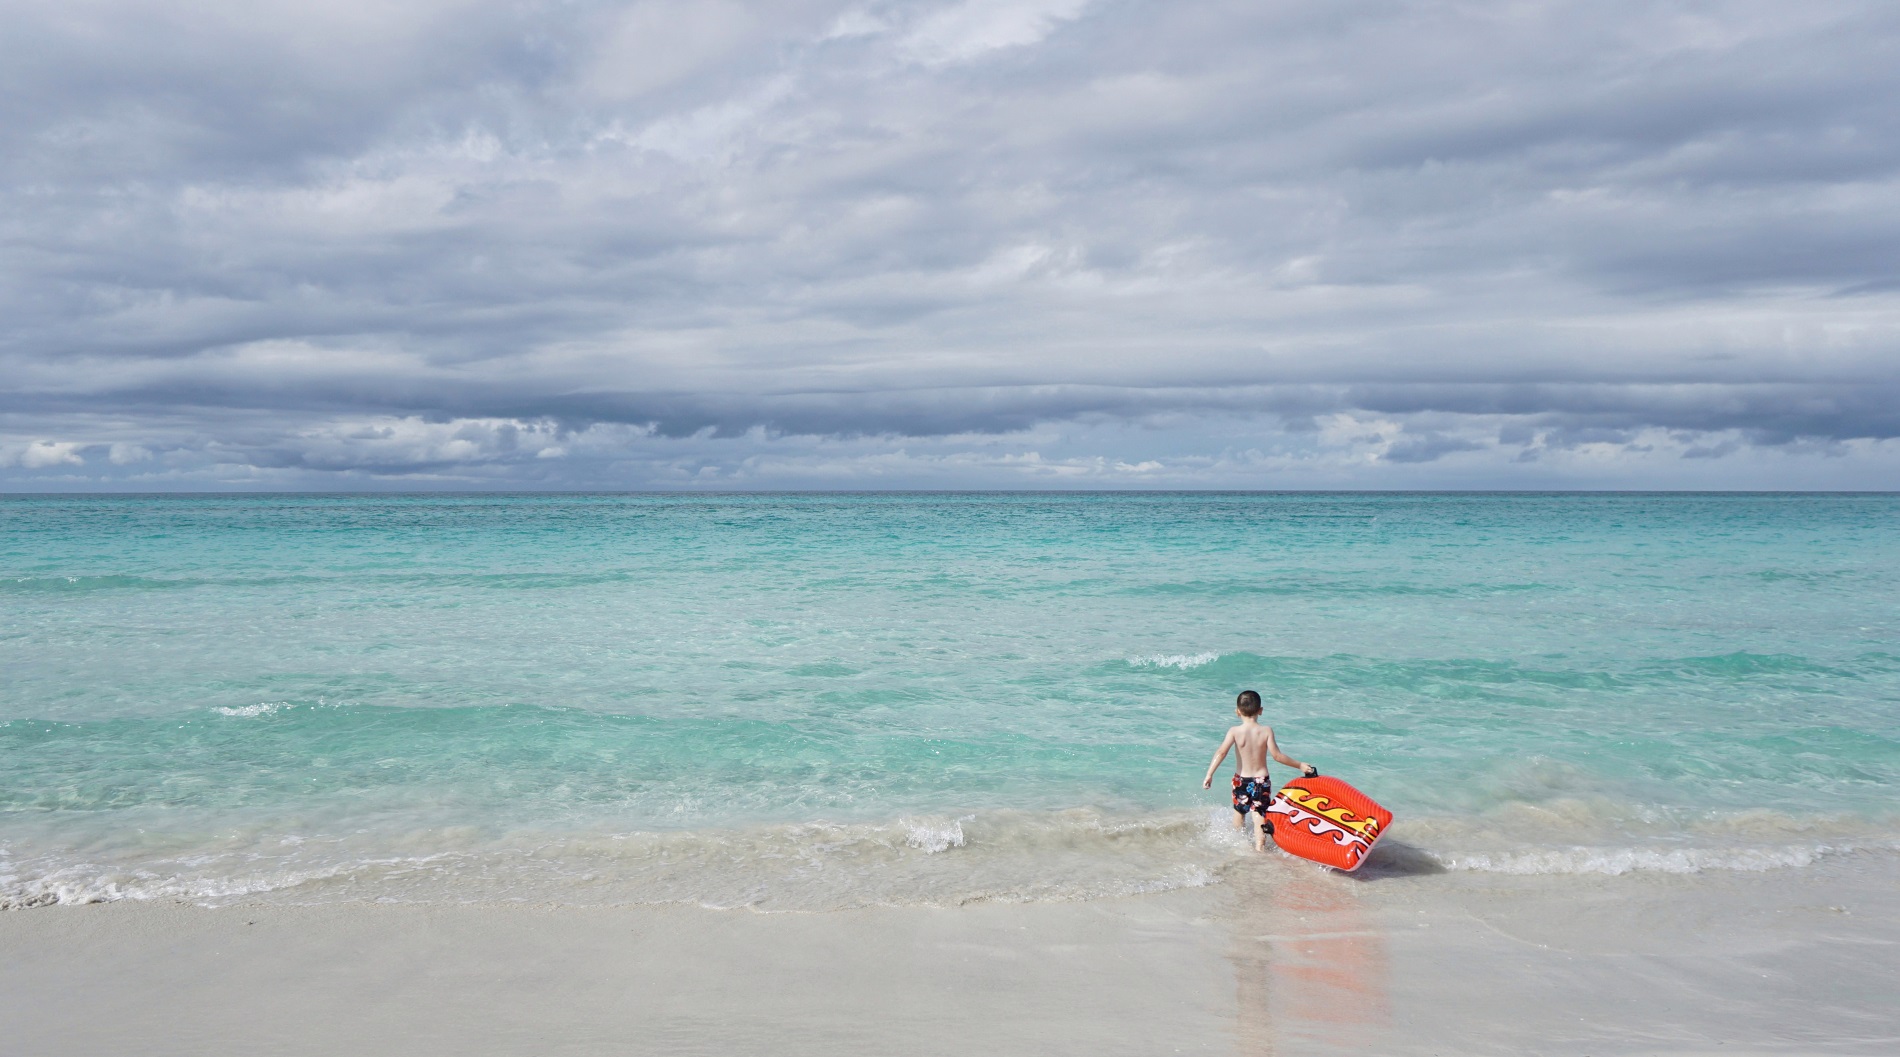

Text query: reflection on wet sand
(1224, 858), (1391, 1056)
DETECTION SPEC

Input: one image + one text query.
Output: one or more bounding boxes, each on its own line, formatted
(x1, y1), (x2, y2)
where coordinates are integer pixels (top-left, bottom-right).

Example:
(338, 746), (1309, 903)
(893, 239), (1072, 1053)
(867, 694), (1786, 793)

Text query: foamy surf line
(7, 807), (1894, 911)
(1422, 842), (1878, 876)
(0, 810), (1231, 911)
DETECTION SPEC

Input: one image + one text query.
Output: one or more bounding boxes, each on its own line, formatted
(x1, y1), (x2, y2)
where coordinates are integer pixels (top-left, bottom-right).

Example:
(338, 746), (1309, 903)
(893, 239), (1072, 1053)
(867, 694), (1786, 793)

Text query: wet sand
(1225, 848), (1899, 1056)
(2, 850), (1894, 1057)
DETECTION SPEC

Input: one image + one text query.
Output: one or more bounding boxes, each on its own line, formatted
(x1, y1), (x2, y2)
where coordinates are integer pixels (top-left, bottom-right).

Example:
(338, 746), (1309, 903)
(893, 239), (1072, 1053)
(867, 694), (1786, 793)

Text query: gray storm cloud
(2, 0), (1897, 488)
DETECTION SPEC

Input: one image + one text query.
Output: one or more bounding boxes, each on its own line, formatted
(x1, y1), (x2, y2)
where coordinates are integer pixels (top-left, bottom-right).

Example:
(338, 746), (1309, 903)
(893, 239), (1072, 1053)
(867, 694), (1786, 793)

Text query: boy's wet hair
(1235, 690), (1263, 716)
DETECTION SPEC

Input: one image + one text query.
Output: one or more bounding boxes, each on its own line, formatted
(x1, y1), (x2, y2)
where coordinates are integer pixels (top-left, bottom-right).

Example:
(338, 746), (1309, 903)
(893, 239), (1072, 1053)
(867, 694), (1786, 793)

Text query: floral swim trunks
(1231, 774), (1275, 820)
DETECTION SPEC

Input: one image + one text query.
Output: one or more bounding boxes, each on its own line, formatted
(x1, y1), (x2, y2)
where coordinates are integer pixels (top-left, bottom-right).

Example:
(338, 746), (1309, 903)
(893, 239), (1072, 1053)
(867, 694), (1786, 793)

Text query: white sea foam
(1433, 844), (1838, 876)
(0, 862), (346, 910)
(1198, 807), (1261, 850)
(214, 702), (289, 718)
(903, 817), (970, 854)
(1126, 652), (1220, 670)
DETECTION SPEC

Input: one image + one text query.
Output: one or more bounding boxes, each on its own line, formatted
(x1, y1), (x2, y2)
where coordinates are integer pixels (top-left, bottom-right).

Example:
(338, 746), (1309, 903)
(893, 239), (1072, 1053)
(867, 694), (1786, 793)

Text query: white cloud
(900, 0), (1093, 66)
(14, 441), (86, 468)
(280, 417), (570, 470)
(823, 8), (887, 41)
(614, 76), (797, 164)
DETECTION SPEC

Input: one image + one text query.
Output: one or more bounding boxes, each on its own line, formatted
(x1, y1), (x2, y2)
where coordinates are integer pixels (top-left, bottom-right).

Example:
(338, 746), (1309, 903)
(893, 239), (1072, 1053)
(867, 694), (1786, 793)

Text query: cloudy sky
(3, 0), (1897, 490)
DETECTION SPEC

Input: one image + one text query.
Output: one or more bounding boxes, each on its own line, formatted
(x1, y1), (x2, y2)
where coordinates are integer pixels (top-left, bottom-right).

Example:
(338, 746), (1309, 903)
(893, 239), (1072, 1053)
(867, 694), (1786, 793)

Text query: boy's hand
(1202, 776), (1213, 789)
(1300, 764), (1319, 778)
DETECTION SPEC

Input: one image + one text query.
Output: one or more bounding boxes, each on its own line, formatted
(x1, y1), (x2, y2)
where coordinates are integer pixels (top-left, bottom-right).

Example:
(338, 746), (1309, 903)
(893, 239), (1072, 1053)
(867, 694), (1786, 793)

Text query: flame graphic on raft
(1265, 786), (1383, 868)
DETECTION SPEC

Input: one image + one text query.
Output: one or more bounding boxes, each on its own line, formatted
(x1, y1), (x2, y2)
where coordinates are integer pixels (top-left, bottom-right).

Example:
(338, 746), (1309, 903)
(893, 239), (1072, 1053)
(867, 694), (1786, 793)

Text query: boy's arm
(1265, 727), (1318, 777)
(1202, 730), (1236, 789)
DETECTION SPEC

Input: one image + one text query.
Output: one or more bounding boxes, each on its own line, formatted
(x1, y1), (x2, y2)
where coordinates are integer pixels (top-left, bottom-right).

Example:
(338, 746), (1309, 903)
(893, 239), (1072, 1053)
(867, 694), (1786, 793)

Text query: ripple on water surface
(2, 492), (1897, 906)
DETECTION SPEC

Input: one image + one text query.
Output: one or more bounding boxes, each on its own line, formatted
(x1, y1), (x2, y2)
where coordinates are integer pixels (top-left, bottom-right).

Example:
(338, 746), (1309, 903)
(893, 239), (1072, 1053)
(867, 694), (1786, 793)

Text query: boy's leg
(1234, 776), (1273, 849)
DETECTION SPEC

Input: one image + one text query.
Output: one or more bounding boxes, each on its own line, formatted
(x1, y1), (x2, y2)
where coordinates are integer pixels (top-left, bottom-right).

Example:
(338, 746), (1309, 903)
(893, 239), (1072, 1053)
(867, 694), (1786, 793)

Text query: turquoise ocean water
(3, 492), (1897, 909)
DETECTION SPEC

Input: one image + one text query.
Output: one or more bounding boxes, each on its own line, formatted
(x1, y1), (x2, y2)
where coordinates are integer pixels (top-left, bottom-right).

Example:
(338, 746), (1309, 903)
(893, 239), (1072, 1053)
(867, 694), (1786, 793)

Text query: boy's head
(1235, 690), (1262, 717)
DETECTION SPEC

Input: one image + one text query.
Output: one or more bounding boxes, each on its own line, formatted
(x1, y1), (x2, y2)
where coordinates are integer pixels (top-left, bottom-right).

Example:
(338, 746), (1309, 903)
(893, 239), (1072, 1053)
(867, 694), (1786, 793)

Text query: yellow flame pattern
(1278, 786), (1383, 839)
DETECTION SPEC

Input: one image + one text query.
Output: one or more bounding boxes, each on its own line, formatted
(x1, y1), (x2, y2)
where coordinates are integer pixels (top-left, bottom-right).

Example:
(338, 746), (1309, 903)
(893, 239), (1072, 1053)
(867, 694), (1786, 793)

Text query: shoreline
(4, 851), (1894, 1056)
(7, 799), (1891, 912)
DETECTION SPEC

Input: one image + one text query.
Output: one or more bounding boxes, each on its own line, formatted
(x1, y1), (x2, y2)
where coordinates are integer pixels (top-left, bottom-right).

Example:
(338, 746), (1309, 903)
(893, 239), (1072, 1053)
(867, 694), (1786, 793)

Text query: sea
(3, 492), (1897, 910)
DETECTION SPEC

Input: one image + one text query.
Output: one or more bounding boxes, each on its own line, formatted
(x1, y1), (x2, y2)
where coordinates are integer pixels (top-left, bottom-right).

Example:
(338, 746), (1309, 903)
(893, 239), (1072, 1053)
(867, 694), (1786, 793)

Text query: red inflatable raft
(1265, 775), (1393, 871)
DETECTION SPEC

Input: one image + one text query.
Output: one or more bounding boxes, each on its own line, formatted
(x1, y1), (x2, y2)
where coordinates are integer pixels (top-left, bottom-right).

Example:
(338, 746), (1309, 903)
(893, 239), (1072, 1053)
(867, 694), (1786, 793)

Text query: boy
(1201, 689), (1318, 852)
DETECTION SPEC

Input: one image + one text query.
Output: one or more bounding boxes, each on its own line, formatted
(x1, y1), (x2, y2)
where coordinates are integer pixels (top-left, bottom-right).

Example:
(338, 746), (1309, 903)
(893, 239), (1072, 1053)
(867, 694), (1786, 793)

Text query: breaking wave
(0, 810), (1231, 912)
(9, 800), (1890, 912)
(1126, 652), (1221, 670)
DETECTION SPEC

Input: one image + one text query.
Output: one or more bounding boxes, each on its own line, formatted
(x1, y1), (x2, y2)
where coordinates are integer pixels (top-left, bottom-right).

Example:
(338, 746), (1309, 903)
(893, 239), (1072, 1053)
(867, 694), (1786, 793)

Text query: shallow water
(3, 492), (1897, 908)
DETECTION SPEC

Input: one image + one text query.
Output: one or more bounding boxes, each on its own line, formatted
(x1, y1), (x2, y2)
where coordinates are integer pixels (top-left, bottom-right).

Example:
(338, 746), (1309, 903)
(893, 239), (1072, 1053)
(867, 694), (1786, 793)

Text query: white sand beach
(5, 850), (1894, 1057)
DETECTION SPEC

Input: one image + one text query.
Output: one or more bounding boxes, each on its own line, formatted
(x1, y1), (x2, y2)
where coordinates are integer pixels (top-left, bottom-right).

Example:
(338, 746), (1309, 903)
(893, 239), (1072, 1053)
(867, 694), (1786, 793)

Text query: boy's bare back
(1224, 721), (1278, 778)
(1202, 689), (1318, 851)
